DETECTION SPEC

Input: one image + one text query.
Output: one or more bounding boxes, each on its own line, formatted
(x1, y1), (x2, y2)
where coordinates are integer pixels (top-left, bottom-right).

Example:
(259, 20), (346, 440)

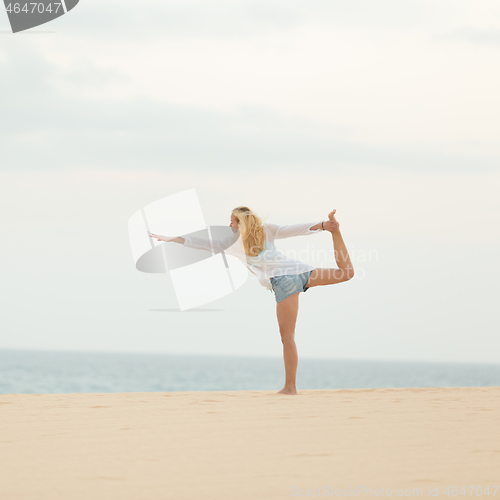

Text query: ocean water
(1, 349), (499, 394)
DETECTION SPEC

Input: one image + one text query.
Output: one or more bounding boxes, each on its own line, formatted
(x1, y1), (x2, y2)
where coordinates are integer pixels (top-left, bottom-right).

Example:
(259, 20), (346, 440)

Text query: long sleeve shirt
(181, 221), (322, 290)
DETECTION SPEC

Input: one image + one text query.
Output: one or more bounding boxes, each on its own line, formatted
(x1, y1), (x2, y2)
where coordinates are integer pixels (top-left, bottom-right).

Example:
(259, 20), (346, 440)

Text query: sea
(1, 349), (499, 394)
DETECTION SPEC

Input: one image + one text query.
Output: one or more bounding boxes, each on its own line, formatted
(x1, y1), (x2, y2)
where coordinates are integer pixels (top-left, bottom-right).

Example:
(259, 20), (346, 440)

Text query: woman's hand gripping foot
(322, 209), (340, 232)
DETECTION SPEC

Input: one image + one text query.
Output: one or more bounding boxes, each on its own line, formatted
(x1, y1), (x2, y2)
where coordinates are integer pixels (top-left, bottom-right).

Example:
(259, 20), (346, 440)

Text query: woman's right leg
(306, 210), (355, 288)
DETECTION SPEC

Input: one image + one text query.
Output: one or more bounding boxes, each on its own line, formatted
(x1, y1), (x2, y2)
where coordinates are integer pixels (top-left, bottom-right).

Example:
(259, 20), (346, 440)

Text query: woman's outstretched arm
(149, 232), (238, 253)
(266, 219), (339, 239)
(149, 233), (185, 244)
(265, 221), (322, 239)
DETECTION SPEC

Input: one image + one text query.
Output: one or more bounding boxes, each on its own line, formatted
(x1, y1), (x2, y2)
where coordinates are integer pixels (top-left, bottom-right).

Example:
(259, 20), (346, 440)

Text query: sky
(1, 0), (499, 364)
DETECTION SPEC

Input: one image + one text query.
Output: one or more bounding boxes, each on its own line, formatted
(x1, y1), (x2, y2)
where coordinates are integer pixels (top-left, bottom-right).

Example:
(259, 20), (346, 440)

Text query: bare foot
(328, 209), (337, 222)
(277, 387), (298, 395)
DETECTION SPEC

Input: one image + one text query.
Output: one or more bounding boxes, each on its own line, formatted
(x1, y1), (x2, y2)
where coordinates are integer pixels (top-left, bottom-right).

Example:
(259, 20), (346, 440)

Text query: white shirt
(182, 221), (322, 290)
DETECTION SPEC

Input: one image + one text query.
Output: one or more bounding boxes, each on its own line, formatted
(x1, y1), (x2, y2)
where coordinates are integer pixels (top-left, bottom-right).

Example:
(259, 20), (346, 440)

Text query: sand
(1, 387), (499, 499)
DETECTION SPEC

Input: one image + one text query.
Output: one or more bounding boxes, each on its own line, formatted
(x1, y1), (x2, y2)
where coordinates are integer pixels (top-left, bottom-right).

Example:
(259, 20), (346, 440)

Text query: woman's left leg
(276, 292), (300, 395)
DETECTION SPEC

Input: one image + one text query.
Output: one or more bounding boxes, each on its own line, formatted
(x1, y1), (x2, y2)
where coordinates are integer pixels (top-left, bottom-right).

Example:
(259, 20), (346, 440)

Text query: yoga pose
(150, 207), (354, 395)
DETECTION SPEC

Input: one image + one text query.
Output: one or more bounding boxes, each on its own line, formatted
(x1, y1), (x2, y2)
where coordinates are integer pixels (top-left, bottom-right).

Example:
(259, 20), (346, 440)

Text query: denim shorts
(269, 270), (313, 304)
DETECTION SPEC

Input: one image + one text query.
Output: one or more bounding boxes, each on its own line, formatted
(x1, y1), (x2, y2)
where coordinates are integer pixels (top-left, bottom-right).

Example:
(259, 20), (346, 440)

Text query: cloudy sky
(1, 0), (499, 364)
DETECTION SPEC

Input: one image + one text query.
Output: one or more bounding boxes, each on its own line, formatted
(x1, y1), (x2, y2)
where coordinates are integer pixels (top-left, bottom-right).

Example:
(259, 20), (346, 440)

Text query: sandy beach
(1, 387), (499, 499)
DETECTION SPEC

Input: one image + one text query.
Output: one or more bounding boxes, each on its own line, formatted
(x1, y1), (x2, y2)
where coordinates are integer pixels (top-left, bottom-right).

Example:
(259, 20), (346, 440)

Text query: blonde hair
(232, 206), (266, 257)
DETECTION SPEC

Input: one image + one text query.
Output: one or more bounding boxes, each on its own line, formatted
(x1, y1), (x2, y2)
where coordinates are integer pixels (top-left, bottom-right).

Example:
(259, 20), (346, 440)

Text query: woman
(150, 207), (354, 395)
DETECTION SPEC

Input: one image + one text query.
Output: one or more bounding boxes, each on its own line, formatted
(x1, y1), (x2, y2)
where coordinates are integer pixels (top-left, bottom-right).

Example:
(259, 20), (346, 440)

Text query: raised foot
(277, 387), (298, 395)
(328, 209), (337, 222)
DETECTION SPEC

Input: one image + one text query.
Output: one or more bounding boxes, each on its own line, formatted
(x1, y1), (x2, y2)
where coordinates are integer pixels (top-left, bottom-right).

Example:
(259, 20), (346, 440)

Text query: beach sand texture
(1, 387), (499, 499)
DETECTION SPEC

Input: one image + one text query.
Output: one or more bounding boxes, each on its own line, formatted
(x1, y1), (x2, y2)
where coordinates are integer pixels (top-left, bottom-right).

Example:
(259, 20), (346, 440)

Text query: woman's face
(230, 213), (239, 230)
